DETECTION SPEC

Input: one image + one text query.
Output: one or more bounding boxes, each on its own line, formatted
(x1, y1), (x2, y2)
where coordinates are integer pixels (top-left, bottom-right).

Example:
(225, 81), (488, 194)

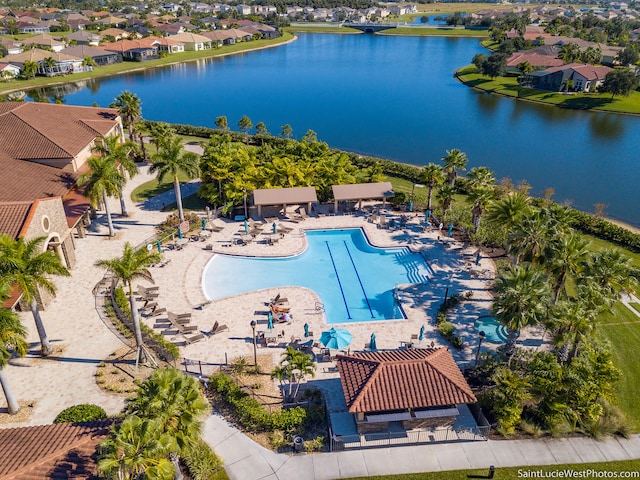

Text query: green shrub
(436, 311), (447, 324)
(182, 438), (225, 480)
(114, 287), (131, 317)
(438, 321), (455, 337)
(54, 404), (108, 423)
(304, 435), (325, 452)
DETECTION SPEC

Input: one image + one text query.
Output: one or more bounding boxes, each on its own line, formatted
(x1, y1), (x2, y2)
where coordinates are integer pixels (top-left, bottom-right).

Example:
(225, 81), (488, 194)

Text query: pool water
(474, 316), (511, 343)
(202, 228), (432, 324)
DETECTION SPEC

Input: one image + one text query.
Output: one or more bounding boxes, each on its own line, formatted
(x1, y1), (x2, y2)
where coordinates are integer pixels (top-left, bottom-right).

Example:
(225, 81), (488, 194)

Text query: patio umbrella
(304, 323), (310, 338)
(177, 227), (183, 239)
(273, 222), (277, 234)
(319, 327), (352, 350)
(156, 240), (162, 253)
(419, 325), (425, 342)
(244, 219), (249, 234)
(448, 223), (453, 237)
(267, 311), (273, 330)
(425, 210), (431, 224)
(370, 332), (377, 352)
(202, 218), (207, 231)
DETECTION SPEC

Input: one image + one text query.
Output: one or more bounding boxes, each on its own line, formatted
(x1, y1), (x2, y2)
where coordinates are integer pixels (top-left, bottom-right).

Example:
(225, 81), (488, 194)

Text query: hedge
(54, 404), (107, 423)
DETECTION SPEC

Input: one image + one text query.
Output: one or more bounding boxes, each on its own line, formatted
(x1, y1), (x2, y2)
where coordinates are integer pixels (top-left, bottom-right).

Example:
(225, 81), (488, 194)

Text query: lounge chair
(184, 333), (206, 344)
(270, 303), (290, 314)
(299, 208), (309, 220)
(162, 320), (198, 335)
(270, 294), (289, 305)
(203, 320), (229, 337)
(168, 311), (191, 325)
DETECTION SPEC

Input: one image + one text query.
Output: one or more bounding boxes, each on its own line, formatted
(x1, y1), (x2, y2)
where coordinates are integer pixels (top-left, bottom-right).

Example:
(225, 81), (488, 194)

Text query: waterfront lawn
(131, 169), (200, 202)
(582, 234), (640, 268)
(0, 32), (294, 95)
(456, 65), (640, 115)
(345, 460), (640, 480)
(283, 25), (360, 34)
(380, 27), (489, 37)
(596, 302), (640, 432)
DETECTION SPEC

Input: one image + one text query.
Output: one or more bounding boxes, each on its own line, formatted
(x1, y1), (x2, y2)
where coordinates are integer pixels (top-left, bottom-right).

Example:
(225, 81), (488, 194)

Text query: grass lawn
(130, 170), (200, 202)
(345, 460), (640, 480)
(380, 27), (489, 37)
(596, 302), (640, 432)
(0, 32), (295, 96)
(455, 65), (640, 115)
(283, 25), (360, 34)
(630, 303), (640, 313)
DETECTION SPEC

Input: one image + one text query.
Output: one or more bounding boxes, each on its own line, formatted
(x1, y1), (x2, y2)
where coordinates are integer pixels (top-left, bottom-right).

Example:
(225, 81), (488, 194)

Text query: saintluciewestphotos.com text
(517, 470), (640, 478)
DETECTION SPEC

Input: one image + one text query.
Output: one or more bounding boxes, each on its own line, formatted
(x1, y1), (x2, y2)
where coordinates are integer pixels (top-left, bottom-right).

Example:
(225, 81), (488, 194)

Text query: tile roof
(0, 49), (82, 65)
(0, 420), (113, 480)
(336, 348), (477, 414)
(0, 102), (118, 162)
(0, 201), (32, 238)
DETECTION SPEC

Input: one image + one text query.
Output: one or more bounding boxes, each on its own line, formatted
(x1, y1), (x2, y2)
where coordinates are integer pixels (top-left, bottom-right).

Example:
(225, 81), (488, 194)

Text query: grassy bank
(456, 65), (640, 115)
(284, 25), (360, 34)
(0, 32), (295, 96)
(379, 27), (489, 37)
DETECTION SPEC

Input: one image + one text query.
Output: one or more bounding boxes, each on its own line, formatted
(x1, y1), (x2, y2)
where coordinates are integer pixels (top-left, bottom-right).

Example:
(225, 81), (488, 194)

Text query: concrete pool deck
(1, 164), (548, 428)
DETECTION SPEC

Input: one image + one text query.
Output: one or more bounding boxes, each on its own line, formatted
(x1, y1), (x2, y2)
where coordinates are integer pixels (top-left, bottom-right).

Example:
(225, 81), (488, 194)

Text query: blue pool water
(202, 228), (432, 324)
(474, 316), (511, 343)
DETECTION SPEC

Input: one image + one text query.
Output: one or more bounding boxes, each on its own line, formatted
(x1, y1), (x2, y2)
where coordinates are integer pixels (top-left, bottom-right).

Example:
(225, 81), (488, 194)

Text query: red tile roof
(506, 51), (564, 68)
(0, 201), (32, 238)
(336, 348), (477, 414)
(0, 420), (113, 480)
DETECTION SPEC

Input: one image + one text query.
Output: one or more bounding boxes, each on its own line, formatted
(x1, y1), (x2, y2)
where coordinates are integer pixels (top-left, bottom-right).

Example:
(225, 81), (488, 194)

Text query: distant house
(169, 32), (212, 51)
(66, 30), (101, 46)
(17, 22), (50, 34)
(96, 15), (127, 28)
(336, 349), (477, 434)
(240, 23), (279, 39)
(61, 45), (120, 66)
(223, 28), (253, 42)
(237, 4), (252, 15)
(66, 12), (91, 31)
(526, 63), (612, 92)
(98, 27), (129, 40)
(156, 23), (185, 35)
(200, 30), (235, 47)
(21, 34), (66, 53)
(0, 62), (20, 78)
(153, 37), (185, 54)
(505, 51), (564, 73)
(99, 39), (158, 61)
(0, 38), (22, 55)
(0, 48), (84, 76)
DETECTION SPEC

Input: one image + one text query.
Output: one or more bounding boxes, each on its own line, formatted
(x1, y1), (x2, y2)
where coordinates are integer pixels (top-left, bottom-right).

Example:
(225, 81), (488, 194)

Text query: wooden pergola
(252, 186), (318, 217)
(332, 182), (394, 212)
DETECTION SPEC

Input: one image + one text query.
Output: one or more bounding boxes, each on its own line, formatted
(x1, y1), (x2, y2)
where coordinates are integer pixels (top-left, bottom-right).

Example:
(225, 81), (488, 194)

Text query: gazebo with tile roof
(336, 348), (477, 434)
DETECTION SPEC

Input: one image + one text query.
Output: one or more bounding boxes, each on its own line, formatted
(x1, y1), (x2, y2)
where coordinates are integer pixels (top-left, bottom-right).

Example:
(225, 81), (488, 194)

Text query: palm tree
(125, 368), (209, 454)
(280, 124), (293, 139)
(77, 155), (125, 237)
(582, 249), (635, 300)
(420, 163), (445, 210)
(264, 156), (307, 188)
(91, 135), (139, 217)
(441, 148), (468, 187)
(273, 346), (316, 402)
(99, 415), (176, 480)
(150, 137), (200, 222)
(111, 91), (142, 140)
(131, 120), (148, 161)
(0, 235), (70, 356)
(468, 186), (495, 234)
(95, 243), (161, 367)
(547, 233), (590, 304)
(436, 184), (455, 217)
(485, 191), (531, 253)
(21, 60), (38, 79)
(214, 115), (229, 131)
(510, 211), (555, 265)
(492, 263), (552, 355)
(0, 281), (28, 414)
(467, 166), (496, 188)
(43, 57), (57, 75)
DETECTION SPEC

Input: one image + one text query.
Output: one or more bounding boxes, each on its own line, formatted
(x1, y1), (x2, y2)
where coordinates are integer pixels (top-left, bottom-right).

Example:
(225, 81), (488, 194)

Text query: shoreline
(0, 33), (298, 97)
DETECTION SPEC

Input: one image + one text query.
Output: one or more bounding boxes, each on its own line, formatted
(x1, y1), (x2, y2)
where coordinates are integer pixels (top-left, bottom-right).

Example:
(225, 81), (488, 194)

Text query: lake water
(25, 33), (640, 225)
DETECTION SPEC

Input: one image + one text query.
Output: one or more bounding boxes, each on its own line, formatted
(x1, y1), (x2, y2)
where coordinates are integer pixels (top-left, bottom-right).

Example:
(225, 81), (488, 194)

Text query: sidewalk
(202, 414), (640, 480)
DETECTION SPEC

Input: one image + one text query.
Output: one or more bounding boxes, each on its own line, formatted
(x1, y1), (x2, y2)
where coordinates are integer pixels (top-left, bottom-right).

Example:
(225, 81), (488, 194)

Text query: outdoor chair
(184, 333), (206, 345)
(203, 320), (229, 337)
(168, 311), (191, 325)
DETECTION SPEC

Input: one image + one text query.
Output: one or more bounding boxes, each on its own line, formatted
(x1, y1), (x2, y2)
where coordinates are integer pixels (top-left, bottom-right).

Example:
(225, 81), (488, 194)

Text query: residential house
(0, 420), (113, 478)
(17, 22), (50, 34)
(153, 36), (185, 54)
(65, 13), (91, 31)
(98, 27), (129, 40)
(0, 49), (83, 76)
(96, 15), (127, 28)
(336, 349), (477, 434)
(155, 22), (185, 35)
(66, 30), (101, 46)
(240, 23), (279, 39)
(0, 62), (20, 77)
(61, 45), (120, 66)
(0, 38), (22, 55)
(99, 39), (158, 61)
(505, 51), (564, 73)
(0, 102), (122, 282)
(223, 28), (253, 42)
(200, 29), (235, 47)
(168, 32), (211, 50)
(237, 4), (252, 15)
(21, 33), (66, 53)
(526, 63), (612, 92)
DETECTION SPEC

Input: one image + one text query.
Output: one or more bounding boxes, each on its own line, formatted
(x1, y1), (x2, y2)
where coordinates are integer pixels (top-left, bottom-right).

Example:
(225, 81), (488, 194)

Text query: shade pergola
(332, 182), (394, 211)
(252, 186), (318, 217)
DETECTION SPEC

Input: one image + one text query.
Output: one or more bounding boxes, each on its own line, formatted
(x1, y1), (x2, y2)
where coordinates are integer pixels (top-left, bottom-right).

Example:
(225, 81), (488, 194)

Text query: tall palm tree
(147, 122), (176, 152)
(91, 135), (139, 217)
(111, 91), (142, 140)
(467, 186), (495, 234)
(150, 137), (200, 222)
(467, 166), (496, 188)
(485, 191), (531, 254)
(0, 281), (28, 414)
(0, 235), (70, 356)
(77, 155), (125, 237)
(99, 415), (176, 480)
(95, 243), (161, 367)
(21, 60), (38, 79)
(274, 346), (316, 402)
(582, 249), (635, 300)
(547, 232), (590, 304)
(125, 368), (209, 455)
(131, 120), (148, 161)
(441, 148), (468, 187)
(436, 184), (455, 217)
(510, 211), (555, 265)
(492, 263), (552, 355)
(420, 163), (445, 210)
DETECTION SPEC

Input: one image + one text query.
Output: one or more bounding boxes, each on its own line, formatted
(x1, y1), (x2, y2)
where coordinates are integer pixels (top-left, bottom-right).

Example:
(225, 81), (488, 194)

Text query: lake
(25, 33), (640, 226)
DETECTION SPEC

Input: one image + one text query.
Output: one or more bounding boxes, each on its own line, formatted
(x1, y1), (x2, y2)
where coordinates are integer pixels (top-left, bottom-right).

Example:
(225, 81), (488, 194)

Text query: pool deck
(0, 165), (550, 427)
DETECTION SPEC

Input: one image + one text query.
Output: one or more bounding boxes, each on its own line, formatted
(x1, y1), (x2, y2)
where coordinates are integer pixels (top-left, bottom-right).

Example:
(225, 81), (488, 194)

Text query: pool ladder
(315, 302), (325, 313)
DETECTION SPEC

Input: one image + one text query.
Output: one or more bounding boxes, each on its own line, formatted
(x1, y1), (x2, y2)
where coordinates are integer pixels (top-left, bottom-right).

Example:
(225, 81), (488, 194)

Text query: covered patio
(252, 186), (318, 218)
(332, 182), (394, 213)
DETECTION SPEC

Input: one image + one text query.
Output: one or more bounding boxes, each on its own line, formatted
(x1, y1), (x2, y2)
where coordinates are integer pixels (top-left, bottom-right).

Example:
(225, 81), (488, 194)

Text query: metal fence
(330, 424), (490, 451)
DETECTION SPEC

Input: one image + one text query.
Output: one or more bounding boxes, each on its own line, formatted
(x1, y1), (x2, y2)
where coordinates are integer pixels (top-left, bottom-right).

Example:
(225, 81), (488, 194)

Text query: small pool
(202, 228), (432, 324)
(474, 316), (511, 343)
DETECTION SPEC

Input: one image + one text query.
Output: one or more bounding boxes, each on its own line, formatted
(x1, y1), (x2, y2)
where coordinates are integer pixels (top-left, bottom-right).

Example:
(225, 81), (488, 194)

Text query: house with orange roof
(526, 63), (612, 92)
(0, 102), (122, 293)
(335, 348), (477, 435)
(99, 38), (158, 61)
(505, 51), (564, 73)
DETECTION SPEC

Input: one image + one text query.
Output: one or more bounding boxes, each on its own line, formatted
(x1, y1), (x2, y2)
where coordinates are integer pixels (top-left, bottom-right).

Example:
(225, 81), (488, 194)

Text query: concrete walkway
(202, 414), (640, 480)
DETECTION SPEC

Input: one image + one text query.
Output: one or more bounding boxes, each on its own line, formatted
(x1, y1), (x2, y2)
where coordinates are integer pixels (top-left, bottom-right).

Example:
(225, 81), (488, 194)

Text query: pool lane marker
(325, 241), (352, 319)
(343, 241), (375, 318)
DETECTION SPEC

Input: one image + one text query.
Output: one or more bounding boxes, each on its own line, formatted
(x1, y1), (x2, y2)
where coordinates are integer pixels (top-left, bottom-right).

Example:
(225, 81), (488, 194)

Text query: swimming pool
(202, 228), (432, 324)
(474, 316), (512, 343)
